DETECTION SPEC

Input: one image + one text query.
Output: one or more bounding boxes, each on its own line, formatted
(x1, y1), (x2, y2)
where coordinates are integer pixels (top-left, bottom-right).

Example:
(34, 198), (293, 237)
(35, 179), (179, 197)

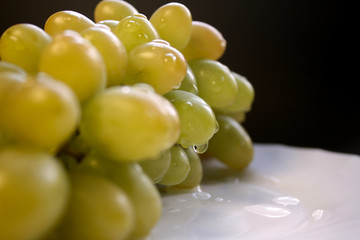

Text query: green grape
(98, 19), (120, 32)
(52, 172), (134, 240)
(39, 30), (106, 102)
(113, 14), (159, 52)
(182, 21), (226, 61)
(0, 23), (51, 74)
(217, 111), (247, 123)
(94, 0), (138, 22)
(80, 155), (162, 240)
(207, 115), (253, 170)
(0, 72), (80, 151)
(0, 146), (69, 240)
(177, 64), (198, 95)
(80, 86), (180, 162)
(174, 147), (203, 189)
(164, 90), (217, 148)
(139, 149), (171, 183)
(81, 27), (128, 87)
(0, 61), (26, 76)
(123, 39), (187, 94)
(0, 71), (25, 107)
(158, 145), (190, 186)
(217, 71), (255, 113)
(44, 10), (95, 36)
(189, 59), (238, 109)
(150, 2), (192, 51)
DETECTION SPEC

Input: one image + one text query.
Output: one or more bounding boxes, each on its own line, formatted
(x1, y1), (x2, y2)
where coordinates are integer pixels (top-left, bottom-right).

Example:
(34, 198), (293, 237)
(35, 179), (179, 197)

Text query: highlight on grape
(0, 1), (255, 239)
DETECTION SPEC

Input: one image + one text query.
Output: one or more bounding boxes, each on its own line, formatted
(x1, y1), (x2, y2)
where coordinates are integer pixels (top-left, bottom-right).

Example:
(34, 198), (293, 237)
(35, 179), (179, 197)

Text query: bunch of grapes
(0, 1), (255, 239)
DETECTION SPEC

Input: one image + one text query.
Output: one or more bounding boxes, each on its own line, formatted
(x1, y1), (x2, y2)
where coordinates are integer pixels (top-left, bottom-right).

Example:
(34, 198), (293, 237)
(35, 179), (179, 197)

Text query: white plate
(148, 144), (360, 240)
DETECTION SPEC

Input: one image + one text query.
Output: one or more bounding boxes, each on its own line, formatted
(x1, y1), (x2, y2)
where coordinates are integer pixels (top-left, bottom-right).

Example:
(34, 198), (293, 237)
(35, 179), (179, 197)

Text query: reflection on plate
(148, 144), (360, 240)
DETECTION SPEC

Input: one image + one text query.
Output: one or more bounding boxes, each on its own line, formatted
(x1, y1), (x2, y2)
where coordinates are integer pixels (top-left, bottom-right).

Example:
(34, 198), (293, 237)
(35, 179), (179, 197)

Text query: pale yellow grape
(80, 86), (180, 161)
(94, 0), (138, 22)
(80, 155), (162, 240)
(44, 10), (95, 36)
(150, 2), (192, 50)
(123, 40), (187, 94)
(158, 145), (190, 186)
(0, 23), (51, 74)
(113, 14), (159, 52)
(182, 21), (226, 61)
(81, 27), (128, 87)
(0, 146), (69, 240)
(98, 20), (120, 32)
(139, 149), (171, 183)
(178, 64), (198, 94)
(39, 30), (106, 102)
(0, 73), (80, 151)
(53, 172), (134, 240)
(174, 147), (203, 189)
(207, 115), (253, 170)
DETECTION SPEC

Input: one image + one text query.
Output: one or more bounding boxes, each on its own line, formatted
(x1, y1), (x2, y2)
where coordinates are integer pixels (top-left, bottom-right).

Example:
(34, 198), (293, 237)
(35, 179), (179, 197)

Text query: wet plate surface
(148, 144), (360, 240)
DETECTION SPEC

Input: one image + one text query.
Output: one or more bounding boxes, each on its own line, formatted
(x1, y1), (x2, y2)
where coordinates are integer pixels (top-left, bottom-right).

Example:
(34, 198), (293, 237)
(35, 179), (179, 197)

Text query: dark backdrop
(1, 0), (358, 155)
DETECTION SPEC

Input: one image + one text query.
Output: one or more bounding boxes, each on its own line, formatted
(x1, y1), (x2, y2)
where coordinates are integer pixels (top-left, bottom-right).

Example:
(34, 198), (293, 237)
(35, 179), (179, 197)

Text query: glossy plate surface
(148, 144), (360, 240)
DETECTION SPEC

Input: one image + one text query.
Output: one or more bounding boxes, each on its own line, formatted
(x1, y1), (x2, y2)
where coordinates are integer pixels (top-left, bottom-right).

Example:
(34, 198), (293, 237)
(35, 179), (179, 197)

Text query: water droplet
(312, 209), (324, 221)
(214, 120), (219, 133)
(168, 208), (181, 213)
(176, 198), (187, 203)
(192, 192), (211, 200)
(272, 196), (300, 206)
(192, 142), (208, 154)
(244, 204), (291, 218)
(214, 197), (224, 202)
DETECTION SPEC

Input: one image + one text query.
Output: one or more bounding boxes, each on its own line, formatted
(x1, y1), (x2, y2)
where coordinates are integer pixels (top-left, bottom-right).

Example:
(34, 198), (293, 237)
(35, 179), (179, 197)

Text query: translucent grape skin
(81, 27), (128, 87)
(97, 20), (120, 32)
(207, 115), (254, 170)
(139, 149), (171, 183)
(80, 86), (180, 162)
(173, 146), (203, 189)
(177, 65), (198, 95)
(80, 155), (162, 240)
(123, 40), (187, 94)
(0, 23), (51, 74)
(189, 59), (238, 109)
(164, 90), (218, 148)
(44, 10), (95, 36)
(0, 73), (80, 151)
(50, 172), (134, 240)
(94, 0), (138, 22)
(39, 30), (106, 102)
(181, 21), (226, 61)
(0, 146), (69, 240)
(158, 145), (190, 186)
(150, 2), (192, 51)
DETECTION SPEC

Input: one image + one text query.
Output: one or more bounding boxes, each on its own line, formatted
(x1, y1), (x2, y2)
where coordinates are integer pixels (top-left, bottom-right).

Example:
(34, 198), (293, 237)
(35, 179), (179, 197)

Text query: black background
(1, 0), (358, 155)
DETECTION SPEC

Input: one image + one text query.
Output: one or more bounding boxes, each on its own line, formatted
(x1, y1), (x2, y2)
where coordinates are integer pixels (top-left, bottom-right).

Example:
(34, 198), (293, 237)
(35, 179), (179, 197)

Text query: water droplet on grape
(214, 120), (219, 133)
(192, 142), (208, 154)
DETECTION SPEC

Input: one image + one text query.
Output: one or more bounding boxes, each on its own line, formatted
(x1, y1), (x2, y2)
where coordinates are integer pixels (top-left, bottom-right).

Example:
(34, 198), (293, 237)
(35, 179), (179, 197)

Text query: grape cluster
(0, 1), (255, 239)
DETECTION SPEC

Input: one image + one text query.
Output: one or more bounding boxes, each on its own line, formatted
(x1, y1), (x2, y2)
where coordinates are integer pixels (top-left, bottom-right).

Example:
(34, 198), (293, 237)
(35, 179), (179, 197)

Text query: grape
(177, 64), (198, 95)
(0, 61), (26, 76)
(113, 14), (159, 52)
(189, 58), (238, 109)
(181, 21), (226, 61)
(44, 10), (95, 36)
(164, 90), (217, 148)
(39, 30), (106, 102)
(97, 19), (120, 32)
(216, 71), (255, 113)
(80, 86), (180, 161)
(150, 2), (192, 51)
(80, 155), (162, 240)
(139, 149), (171, 183)
(81, 27), (128, 87)
(0, 23), (51, 74)
(51, 172), (134, 240)
(207, 115), (253, 170)
(123, 39), (187, 94)
(158, 145), (190, 186)
(174, 146), (203, 189)
(94, 0), (138, 22)
(0, 146), (69, 240)
(0, 73), (80, 151)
